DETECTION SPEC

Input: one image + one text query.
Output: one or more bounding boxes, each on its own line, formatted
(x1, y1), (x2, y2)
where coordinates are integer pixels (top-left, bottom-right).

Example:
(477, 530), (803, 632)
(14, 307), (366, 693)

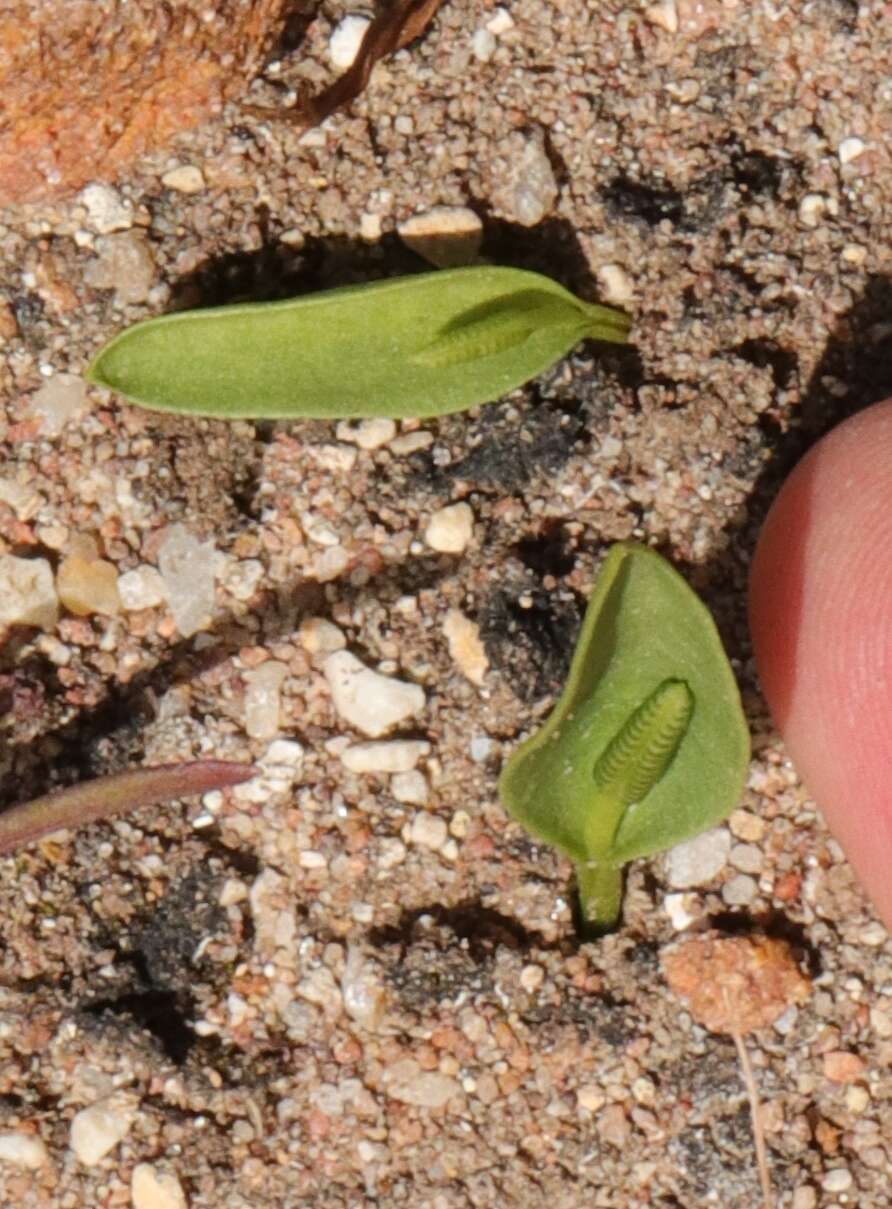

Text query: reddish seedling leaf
(250, 0), (445, 129)
(0, 761), (257, 855)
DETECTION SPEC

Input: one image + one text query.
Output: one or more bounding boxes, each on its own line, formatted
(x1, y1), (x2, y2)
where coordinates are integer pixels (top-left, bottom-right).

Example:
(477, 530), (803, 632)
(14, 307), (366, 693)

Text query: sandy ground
(0, 0), (891, 1205)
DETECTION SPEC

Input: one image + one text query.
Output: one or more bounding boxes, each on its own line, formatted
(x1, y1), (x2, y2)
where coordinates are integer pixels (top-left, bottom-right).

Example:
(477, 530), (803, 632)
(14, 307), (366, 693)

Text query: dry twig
(248, 0), (446, 128)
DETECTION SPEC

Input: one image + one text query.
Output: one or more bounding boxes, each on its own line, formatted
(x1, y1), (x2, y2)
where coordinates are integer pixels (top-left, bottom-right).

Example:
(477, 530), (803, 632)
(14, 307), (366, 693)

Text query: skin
(750, 398), (892, 930)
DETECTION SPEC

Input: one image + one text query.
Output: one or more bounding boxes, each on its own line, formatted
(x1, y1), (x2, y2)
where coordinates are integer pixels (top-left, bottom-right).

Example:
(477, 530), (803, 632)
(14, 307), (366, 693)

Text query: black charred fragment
(480, 585), (581, 703)
(604, 176), (685, 228)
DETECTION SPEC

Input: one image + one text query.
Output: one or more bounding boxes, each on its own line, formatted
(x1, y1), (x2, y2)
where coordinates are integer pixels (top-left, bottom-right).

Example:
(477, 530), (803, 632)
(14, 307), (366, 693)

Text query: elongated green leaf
(499, 543), (750, 929)
(86, 266), (630, 420)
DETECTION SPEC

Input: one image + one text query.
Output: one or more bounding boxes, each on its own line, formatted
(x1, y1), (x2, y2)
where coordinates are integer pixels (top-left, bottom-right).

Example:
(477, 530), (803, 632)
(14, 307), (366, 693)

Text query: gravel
(323, 650), (427, 736)
(665, 827), (731, 888)
(1, 1), (891, 1206)
(69, 1099), (134, 1167)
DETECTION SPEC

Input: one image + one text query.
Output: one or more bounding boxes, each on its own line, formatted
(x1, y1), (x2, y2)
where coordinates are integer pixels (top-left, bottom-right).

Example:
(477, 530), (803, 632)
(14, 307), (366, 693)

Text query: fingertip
(750, 399), (892, 930)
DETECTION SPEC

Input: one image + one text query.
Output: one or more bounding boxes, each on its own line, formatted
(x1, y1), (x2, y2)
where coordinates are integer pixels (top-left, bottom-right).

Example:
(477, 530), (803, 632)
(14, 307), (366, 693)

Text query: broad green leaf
(499, 542), (750, 930)
(86, 266), (630, 420)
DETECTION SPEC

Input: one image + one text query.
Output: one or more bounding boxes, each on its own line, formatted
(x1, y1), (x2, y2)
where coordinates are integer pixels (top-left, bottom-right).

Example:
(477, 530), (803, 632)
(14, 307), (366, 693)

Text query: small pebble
(341, 740), (430, 773)
(665, 828), (730, 888)
(79, 183), (133, 233)
(324, 651), (426, 737)
(519, 964), (544, 992)
(822, 1051), (866, 1083)
(729, 843), (763, 874)
(841, 243), (867, 265)
(0, 477), (37, 517)
(161, 164), (205, 193)
(838, 137), (865, 165)
(859, 921), (887, 946)
(298, 616), (346, 655)
(297, 967), (342, 1014)
(471, 28), (496, 61)
(84, 231), (156, 304)
(336, 418), (397, 449)
(440, 838), (459, 862)
(645, 0), (678, 32)
(397, 206), (483, 268)
(424, 502), (474, 553)
(329, 14), (371, 70)
(576, 1086), (605, 1113)
(219, 878), (248, 907)
(798, 193), (829, 228)
(469, 735), (493, 762)
(131, 1163), (189, 1209)
(243, 661), (288, 739)
(728, 809), (766, 842)
(791, 1189), (817, 1209)
(664, 892), (699, 930)
(157, 524), (217, 638)
(772, 1004), (799, 1035)
(486, 7), (514, 33)
(508, 132), (558, 226)
(0, 301), (15, 341)
(390, 430), (434, 455)
(597, 1104), (630, 1148)
(221, 558), (264, 602)
(0, 554), (59, 630)
(442, 609), (489, 685)
(409, 813), (448, 849)
(596, 263), (634, 305)
(27, 372), (87, 436)
(69, 1099), (133, 1166)
(312, 546), (349, 582)
(378, 838), (407, 868)
(0, 1132), (50, 1169)
(381, 1058), (461, 1109)
(391, 769), (429, 805)
(821, 1168), (853, 1194)
(870, 1006), (892, 1037)
(118, 566), (167, 610)
(259, 739), (303, 773)
(359, 211), (382, 240)
(56, 552), (120, 617)
(341, 946), (387, 1030)
(449, 811), (470, 838)
(722, 873), (757, 905)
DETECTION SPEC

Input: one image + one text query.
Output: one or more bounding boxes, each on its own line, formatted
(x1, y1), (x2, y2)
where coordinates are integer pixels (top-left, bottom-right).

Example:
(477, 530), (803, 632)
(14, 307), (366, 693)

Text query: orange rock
(822, 1050), (867, 1084)
(662, 933), (811, 1035)
(0, 0), (292, 205)
(773, 871), (802, 903)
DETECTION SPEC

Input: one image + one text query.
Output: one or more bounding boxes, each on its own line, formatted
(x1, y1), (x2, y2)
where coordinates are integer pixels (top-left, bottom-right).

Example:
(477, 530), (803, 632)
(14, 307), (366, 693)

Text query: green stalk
(575, 861), (624, 932)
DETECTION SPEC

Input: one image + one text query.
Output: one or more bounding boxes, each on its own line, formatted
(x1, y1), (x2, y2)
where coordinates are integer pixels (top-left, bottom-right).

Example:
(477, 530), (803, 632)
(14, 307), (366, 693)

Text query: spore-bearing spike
(592, 678), (694, 809)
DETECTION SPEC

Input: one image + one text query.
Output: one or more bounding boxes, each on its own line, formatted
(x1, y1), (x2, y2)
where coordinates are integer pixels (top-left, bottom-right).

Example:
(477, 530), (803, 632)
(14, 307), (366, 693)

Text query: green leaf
(498, 542), (750, 930)
(85, 266), (630, 420)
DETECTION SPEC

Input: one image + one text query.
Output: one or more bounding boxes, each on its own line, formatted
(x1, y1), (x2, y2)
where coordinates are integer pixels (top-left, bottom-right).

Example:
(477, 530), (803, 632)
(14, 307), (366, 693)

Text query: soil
(0, 1), (890, 1206)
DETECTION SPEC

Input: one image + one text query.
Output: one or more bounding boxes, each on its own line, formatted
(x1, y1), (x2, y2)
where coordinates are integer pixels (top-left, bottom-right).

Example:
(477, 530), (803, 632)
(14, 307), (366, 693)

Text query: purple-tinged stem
(0, 761), (257, 855)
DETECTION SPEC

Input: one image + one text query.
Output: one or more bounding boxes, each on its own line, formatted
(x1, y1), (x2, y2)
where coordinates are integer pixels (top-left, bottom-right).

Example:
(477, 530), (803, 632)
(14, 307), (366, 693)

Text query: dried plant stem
(732, 1029), (773, 1209)
(0, 761), (257, 855)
